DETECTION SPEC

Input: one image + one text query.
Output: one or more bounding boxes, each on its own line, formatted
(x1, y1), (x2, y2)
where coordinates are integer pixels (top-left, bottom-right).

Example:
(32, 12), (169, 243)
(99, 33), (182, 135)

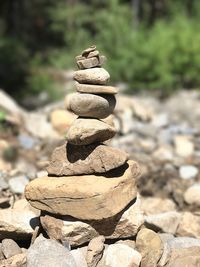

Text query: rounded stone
(25, 161), (140, 220)
(75, 82), (118, 95)
(66, 118), (116, 145)
(73, 68), (110, 85)
(66, 93), (116, 119)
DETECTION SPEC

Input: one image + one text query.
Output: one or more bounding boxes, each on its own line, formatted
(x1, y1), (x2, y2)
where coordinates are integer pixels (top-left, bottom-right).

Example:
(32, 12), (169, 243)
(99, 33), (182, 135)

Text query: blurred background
(1, 0), (200, 107)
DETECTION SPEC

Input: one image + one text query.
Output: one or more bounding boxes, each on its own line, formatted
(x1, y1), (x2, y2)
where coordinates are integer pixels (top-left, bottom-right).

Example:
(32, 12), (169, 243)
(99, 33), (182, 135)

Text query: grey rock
(9, 175), (29, 194)
(27, 235), (77, 267)
(73, 68), (110, 85)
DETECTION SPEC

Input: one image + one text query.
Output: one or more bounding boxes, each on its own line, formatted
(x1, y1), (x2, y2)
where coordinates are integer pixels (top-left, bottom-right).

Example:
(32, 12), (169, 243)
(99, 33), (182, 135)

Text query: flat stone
(66, 118), (116, 145)
(46, 143), (129, 176)
(145, 211), (181, 234)
(73, 68), (110, 85)
(75, 82), (118, 94)
(66, 93), (115, 119)
(40, 195), (143, 246)
(184, 183), (200, 206)
(98, 244), (141, 267)
(27, 235), (77, 267)
(81, 45), (96, 57)
(176, 212), (200, 239)
(25, 161), (139, 220)
(87, 50), (99, 58)
(2, 239), (22, 259)
(136, 228), (163, 267)
(77, 57), (99, 69)
(0, 208), (40, 240)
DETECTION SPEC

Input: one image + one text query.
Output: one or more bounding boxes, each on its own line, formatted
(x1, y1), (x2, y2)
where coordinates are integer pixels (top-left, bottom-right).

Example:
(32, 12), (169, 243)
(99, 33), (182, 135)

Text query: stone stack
(25, 46), (143, 247)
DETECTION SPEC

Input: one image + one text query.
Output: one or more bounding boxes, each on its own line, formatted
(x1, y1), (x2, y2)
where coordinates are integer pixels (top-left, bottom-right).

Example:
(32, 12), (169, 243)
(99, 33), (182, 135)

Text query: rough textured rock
(141, 197), (176, 215)
(165, 246), (200, 267)
(86, 236), (105, 267)
(26, 160), (139, 220)
(145, 211), (181, 234)
(0, 253), (26, 267)
(0, 208), (39, 240)
(1, 239), (22, 259)
(77, 57), (99, 69)
(66, 93), (116, 119)
(73, 67), (110, 85)
(136, 228), (163, 267)
(40, 196), (143, 246)
(46, 143), (129, 176)
(184, 184), (200, 206)
(98, 244), (141, 267)
(50, 109), (76, 134)
(27, 235), (77, 267)
(66, 118), (116, 145)
(75, 82), (118, 94)
(176, 212), (200, 239)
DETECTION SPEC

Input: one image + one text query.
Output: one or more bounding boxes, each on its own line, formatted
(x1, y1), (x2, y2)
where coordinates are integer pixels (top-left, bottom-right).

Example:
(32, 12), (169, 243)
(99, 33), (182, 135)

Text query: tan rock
(25, 160), (139, 220)
(2, 239), (22, 259)
(176, 212), (200, 239)
(165, 246), (200, 267)
(86, 236), (105, 267)
(73, 68), (110, 85)
(77, 57), (99, 69)
(75, 82), (118, 94)
(141, 197), (176, 216)
(66, 93), (115, 119)
(50, 109), (76, 134)
(87, 50), (99, 58)
(184, 184), (200, 206)
(81, 45), (96, 57)
(46, 143), (129, 176)
(66, 118), (116, 145)
(40, 196), (143, 246)
(136, 228), (163, 267)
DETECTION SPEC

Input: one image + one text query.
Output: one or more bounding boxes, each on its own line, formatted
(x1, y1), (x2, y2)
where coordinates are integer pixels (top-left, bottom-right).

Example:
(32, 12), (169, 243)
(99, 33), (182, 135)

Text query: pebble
(8, 175), (29, 194)
(184, 183), (200, 206)
(18, 134), (37, 150)
(179, 165), (199, 179)
(2, 239), (22, 259)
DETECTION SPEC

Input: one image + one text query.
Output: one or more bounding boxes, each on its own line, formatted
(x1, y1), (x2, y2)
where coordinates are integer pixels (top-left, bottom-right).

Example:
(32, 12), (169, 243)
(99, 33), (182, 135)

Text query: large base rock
(25, 160), (140, 220)
(40, 196), (144, 247)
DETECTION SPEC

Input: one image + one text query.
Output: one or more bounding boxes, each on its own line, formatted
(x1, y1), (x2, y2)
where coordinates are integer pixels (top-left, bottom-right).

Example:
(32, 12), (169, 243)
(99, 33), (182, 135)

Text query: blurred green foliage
(0, 0), (200, 101)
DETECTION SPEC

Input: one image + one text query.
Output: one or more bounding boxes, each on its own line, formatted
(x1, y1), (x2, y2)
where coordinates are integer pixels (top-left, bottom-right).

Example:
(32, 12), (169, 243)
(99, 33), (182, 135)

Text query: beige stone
(141, 197), (176, 215)
(66, 93), (115, 119)
(2, 239), (22, 259)
(25, 161), (139, 220)
(184, 184), (200, 206)
(86, 236), (105, 267)
(46, 143), (129, 176)
(136, 228), (163, 267)
(0, 253), (26, 267)
(73, 68), (110, 85)
(174, 135), (194, 157)
(40, 196), (143, 246)
(75, 82), (118, 94)
(176, 212), (200, 239)
(50, 109), (76, 134)
(81, 45), (96, 57)
(66, 118), (116, 145)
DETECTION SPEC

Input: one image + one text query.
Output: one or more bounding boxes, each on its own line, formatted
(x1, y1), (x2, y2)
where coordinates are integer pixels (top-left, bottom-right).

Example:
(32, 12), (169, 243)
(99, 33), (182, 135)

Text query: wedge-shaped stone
(77, 57), (99, 69)
(46, 143), (128, 176)
(66, 118), (116, 145)
(73, 68), (110, 85)
(25, 161), (140, 220)
(66, 93), (116, 119)
(75, 82), (118, 94)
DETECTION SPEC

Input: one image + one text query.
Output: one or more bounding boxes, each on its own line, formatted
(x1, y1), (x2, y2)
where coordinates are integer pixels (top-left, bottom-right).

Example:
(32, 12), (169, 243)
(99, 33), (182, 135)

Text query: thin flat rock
(75, 82), (118, 94)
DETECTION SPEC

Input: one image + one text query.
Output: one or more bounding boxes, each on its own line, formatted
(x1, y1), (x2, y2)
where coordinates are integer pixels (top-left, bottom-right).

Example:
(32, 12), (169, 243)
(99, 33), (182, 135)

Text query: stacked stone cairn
(25, 46), (144, 249)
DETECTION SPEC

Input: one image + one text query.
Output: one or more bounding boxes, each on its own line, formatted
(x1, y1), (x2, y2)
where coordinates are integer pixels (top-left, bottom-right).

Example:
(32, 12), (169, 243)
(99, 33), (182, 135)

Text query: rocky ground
(0, 89), (200, 266)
